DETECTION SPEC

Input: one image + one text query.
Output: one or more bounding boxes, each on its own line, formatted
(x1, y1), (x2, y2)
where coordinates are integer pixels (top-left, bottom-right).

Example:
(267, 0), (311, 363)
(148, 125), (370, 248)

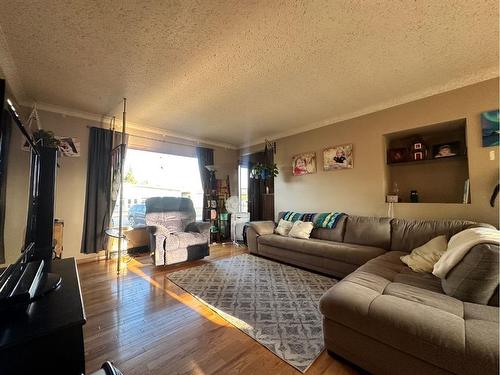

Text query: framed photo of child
(292, 152), (316, 176)
(432, 142), (460, 159)
(323, 144), (353, 171)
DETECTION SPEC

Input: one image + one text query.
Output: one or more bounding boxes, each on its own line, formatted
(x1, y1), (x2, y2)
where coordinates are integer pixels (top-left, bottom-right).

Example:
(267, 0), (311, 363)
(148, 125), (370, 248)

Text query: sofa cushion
(258, 234), (385, 266)
(288, 220), (314, 239)
(310, 214), (347, 242)
(319, 280), (466, 373)
(400, 235), (448, 273)
(275, 219), (293, 236)
(164, 231), (207, 251)
(319, 251), (500, 375)
(344, 216), (391, 250)
(356, 251), (444, 293)
(389, 218), (489, 252)
(442, 243), (499, 305)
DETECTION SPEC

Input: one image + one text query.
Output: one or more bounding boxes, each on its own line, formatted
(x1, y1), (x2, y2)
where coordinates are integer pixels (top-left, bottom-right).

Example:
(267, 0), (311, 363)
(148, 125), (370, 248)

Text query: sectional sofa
(247, 214), (499, 375)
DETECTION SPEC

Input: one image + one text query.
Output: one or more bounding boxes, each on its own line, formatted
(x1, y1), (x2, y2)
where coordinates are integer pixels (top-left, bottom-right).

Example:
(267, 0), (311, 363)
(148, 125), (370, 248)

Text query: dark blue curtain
(81, 127), (114, 253)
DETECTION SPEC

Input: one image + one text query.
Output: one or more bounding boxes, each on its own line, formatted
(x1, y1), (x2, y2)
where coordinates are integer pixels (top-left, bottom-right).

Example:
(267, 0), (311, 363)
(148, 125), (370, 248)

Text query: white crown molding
(238, 68), (500, 149)
(18, 100), (238, 150)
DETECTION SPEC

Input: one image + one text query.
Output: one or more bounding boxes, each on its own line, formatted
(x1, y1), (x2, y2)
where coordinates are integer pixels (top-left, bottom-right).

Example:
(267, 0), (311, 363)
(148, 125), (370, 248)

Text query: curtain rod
(86, 125), (201, 148)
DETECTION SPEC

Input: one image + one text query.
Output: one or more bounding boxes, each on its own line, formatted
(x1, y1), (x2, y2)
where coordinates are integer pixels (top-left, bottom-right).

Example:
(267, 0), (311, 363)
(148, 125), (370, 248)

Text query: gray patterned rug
(167, 254), (337, 372)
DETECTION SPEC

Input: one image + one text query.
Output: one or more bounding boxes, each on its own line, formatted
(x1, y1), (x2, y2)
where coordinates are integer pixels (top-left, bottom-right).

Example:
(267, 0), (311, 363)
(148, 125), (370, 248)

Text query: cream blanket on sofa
(433, 227), (500, 279)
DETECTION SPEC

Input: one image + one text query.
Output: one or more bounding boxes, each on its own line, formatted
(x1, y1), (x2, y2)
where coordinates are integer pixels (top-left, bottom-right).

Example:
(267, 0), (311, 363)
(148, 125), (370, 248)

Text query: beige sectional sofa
(247, 214), (499, 375)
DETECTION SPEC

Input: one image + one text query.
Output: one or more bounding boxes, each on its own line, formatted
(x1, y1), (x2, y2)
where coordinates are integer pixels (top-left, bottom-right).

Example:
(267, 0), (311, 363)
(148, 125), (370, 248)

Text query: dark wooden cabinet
(0, 258), (86, 375)
(262, 193), (274, 221)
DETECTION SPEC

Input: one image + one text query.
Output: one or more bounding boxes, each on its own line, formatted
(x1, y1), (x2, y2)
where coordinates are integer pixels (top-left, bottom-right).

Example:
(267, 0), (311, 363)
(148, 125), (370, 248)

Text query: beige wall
(2, 109), (238, 265)
(273, 78), (499, 227)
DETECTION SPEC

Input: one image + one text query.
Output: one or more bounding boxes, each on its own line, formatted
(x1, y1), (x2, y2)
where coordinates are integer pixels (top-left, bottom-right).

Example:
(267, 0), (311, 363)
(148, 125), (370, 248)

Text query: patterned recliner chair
(145, 197), (210, 266)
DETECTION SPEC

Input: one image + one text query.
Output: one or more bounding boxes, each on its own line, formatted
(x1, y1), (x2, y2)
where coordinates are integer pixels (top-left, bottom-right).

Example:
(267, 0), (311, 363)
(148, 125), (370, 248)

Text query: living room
(0, 2), (498, 375)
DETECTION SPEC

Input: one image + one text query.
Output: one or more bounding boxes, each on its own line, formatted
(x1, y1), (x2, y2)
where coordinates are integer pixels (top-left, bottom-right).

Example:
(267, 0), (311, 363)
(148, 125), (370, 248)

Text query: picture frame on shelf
(432, 141), (460, 159)
(387, 148), (408, 164)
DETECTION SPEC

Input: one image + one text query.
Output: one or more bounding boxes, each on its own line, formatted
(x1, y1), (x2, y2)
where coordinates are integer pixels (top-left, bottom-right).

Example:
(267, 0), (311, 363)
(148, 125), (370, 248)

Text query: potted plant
(33, 129), (61, 148)
(250, 163), (279, 194)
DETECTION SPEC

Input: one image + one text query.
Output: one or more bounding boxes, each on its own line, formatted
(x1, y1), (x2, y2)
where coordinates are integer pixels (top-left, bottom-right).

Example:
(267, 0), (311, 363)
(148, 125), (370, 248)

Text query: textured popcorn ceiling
(0, 1), (498, 147)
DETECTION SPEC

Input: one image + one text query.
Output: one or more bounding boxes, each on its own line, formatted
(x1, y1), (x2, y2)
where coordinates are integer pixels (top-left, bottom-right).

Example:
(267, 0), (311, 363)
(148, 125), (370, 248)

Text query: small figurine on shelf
(410, 137), (427, 161)
(410, 190), (419, 203)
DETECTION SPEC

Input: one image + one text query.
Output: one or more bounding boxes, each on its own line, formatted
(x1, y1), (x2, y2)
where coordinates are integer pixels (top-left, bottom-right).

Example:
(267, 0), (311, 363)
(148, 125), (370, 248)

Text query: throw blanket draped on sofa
(281, 211), (345, 229)
(433, 227), (500, 278)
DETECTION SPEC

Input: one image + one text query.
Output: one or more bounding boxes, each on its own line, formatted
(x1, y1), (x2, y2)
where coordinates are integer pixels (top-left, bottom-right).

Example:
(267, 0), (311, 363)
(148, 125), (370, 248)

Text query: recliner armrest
(185, 221), (211, 234)
(185, 221), (210, 243)
(249, 221), (275, 235)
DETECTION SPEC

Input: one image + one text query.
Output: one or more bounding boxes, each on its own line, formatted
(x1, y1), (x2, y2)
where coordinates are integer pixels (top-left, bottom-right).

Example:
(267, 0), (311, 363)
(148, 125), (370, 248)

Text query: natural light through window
(239, 165), (248, 213)
(112, 149), (204, 227)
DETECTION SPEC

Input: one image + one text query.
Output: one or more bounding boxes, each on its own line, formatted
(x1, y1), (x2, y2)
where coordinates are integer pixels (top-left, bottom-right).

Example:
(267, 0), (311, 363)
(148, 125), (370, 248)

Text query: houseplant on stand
(250, 162), (279, 194)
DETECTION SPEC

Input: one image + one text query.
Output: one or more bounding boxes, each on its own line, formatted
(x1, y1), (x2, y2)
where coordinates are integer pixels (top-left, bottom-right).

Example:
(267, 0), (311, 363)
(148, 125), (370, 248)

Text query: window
(112, 149), (204, 228)
(239, 165), (248, 213)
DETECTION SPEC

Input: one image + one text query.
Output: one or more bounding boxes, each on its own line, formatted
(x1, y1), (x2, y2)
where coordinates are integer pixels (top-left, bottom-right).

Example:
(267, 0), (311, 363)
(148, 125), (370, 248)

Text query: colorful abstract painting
(481, 110), (500, 147)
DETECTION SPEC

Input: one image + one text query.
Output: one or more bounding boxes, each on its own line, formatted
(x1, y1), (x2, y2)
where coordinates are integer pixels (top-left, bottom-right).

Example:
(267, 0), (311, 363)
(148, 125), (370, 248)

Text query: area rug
(167, 254), (337, 372)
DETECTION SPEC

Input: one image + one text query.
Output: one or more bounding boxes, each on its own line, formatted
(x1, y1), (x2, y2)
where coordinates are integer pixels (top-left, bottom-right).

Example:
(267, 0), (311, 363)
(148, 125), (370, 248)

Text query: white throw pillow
(400, 235), (448, 273)
(288, 220), (314, 239)
(275, 219), (293, 236)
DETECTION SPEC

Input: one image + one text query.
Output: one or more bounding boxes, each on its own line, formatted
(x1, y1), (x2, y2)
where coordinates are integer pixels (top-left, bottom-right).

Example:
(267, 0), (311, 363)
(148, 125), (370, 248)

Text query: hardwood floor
(78, 244), (359, 375)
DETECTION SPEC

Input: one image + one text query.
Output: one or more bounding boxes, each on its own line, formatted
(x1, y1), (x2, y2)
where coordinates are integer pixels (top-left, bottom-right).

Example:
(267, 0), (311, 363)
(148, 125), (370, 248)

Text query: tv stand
(0, 258), (86, 375)
(35, 272), (62, 298)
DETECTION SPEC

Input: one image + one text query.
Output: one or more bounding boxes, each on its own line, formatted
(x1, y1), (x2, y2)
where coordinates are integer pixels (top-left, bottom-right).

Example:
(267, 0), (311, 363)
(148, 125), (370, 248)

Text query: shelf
(387, 155), (467, 166)
(384, 119), (469, 205)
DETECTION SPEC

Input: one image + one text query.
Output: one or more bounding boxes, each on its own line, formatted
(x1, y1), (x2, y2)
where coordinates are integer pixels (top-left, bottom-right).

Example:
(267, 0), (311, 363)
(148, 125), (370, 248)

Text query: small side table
(105, 227), (131, 259)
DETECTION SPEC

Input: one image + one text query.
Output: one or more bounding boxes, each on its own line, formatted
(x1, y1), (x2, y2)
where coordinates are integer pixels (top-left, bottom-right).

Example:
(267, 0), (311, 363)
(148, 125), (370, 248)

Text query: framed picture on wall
(292, 152), (316, 176)
(481, 109), (499, 147)
(323, 144), (353, 171)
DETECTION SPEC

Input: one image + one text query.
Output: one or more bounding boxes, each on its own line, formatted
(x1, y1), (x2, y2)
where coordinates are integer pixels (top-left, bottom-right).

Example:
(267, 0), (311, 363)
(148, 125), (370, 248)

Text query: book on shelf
(463, 179), (470, 204)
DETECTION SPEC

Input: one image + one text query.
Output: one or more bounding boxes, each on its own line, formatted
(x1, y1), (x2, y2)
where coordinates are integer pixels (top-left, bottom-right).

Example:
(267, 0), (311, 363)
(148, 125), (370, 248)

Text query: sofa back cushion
(441, 243), (499, 306)
(344, 216), (391, 249)
(390, 218), (489, 252)
(278, 211), (347, 242)
(310, 214), (347, 242)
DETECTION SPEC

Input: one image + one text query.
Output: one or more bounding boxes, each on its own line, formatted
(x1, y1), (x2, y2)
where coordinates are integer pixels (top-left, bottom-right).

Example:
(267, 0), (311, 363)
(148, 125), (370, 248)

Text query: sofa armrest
(247, 221), (275, 254)
(185, 221), (210, 243)
(249, 221), (275, 235)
